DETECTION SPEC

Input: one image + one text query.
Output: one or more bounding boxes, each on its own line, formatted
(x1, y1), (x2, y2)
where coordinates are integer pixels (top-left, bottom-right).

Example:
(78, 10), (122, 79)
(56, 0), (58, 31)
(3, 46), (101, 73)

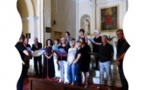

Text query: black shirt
(26, 44), (31, 48)
(15, 42), (27, 62)
(32, 42), (42, 51)
(32, 42), (42, 58)
(98, 43), (113, 62)
(81, 44), (91, 62)
(58, 45), (68, 61)
(93, 36), (102, 53)
(75, 48), (82, 65)
(117, 39), (126, 56)
(118, 41), (130, 57)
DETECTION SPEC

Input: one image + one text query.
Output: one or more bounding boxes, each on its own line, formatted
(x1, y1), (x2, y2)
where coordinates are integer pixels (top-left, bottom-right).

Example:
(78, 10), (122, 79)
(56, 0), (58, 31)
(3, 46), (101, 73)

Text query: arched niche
(80, 14), (91, 35)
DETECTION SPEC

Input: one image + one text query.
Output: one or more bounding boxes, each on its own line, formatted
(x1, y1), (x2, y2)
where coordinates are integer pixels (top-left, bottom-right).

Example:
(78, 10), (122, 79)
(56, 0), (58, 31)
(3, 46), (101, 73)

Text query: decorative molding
(22, 16), (39, 22)
(96, 0), (127, 6)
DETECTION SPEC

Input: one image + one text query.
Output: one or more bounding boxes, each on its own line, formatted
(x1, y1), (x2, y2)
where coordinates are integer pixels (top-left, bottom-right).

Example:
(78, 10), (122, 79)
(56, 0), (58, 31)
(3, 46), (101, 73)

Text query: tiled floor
(23, 76), (121, 90)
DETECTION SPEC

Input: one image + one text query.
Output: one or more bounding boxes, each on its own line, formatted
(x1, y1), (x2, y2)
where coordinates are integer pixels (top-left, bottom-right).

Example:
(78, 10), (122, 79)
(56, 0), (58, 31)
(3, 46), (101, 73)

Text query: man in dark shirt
(98, 35), (113, 86)
(23, 38), (32, 76)
(116, 29), (130, 90)
(32, 37), (42, 77)
(15, 34), (32, 90)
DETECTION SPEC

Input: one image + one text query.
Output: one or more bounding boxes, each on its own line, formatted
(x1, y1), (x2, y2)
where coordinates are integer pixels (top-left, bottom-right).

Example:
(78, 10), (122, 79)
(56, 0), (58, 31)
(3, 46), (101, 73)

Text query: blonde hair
(61, 37), (66, 41)
(69, 40), (75, 45)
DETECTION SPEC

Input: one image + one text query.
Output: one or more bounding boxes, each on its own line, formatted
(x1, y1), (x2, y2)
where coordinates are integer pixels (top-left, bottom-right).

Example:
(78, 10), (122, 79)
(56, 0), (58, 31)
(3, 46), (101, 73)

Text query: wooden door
(54, 31), (62, 40)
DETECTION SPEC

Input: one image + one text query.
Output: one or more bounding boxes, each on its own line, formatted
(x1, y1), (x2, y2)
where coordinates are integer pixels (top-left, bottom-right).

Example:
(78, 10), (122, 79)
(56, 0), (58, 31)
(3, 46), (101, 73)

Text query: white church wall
(51, 0), (77, 39)
(44, 0), (51, 45)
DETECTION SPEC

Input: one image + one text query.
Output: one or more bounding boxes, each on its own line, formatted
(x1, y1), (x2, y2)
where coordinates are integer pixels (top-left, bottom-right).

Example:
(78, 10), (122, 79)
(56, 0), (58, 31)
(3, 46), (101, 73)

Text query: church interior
(17, 0), (128, 90)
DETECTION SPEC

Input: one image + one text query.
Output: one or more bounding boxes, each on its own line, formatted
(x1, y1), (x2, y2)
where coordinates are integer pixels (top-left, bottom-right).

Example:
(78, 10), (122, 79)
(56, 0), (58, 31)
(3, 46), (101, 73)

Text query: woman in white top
(67, 40), (77, 85)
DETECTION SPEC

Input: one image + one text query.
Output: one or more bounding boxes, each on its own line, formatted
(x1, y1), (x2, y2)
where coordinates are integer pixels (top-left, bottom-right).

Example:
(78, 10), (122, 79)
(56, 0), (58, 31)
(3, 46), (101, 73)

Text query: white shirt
(67, 48), (77, 63)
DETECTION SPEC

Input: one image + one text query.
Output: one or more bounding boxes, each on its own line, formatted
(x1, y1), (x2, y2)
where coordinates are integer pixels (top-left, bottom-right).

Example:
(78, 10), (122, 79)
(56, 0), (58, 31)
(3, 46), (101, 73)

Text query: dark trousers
(118, 61), (128, 90)
(75, 63), (82, 86)
(17, 64), (27, 90)
(95, 57), (99, 69)
(34, 57), (42, 76)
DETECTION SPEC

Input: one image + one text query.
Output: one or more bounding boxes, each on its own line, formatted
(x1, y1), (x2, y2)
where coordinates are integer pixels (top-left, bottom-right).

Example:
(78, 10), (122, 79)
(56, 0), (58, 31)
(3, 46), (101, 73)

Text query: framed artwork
(101, 6), (118, 30)
(46, 27), (51, 33)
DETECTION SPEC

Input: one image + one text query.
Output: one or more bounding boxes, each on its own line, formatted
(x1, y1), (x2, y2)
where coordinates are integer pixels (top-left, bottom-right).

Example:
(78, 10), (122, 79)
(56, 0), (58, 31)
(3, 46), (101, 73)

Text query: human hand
(116, 60), (120, 65)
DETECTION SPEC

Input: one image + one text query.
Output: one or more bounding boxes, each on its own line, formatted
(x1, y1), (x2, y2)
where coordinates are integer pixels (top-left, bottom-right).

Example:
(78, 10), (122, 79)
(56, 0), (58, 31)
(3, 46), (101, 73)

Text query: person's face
(102, 36), (107, 43)
(34, 38), (38, 44)
(61, 39), (65, 44)
(79, 31), (84, 36)
(116, 32), (124, 39)
(47, 40), (51, 45)
(24, 39), (28, 44)
(65, 33), (69, 37)
(70, 42), (75, 47)
(54, 40), (58, 45)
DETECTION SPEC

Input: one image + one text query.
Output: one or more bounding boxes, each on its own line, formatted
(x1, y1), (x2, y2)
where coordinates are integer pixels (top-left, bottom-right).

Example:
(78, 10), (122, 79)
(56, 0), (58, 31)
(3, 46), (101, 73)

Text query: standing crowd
(15, 29), (129, 90)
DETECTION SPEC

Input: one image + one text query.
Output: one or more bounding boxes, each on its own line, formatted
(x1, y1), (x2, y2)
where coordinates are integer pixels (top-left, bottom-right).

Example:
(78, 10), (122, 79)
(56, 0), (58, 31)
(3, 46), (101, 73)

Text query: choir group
(15, 29), (129, 90)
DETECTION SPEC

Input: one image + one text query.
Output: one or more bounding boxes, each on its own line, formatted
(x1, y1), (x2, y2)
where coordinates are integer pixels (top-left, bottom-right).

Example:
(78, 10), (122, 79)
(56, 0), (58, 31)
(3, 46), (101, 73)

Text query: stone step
(88, 77), (122, 87)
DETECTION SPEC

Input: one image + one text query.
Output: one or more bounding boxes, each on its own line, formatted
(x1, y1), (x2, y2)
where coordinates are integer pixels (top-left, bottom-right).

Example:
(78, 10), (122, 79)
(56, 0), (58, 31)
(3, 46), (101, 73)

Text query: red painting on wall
(101, 6), (118, 30)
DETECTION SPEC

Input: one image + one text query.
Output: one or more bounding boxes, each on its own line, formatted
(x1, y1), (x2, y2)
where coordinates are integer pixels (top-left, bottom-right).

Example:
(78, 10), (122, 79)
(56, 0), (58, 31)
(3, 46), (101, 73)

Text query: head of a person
(24, 38), (29, 45)
(79, 29), (85, 36)
(94, 30), (100, 36)
(34, 37), (38, 44)
(69, 40), (75, 48)
(102, 35), (108, 44)
(61, 37), (66, 44)
(19, 34), (25, 43)
(54, 39), (60, 45)
(79, 38), (86, 45)
(65, 31), (70, 38)
(76, 41), (82, 49)
(46, 39), (53, 46)
(116, 29), (124, 39)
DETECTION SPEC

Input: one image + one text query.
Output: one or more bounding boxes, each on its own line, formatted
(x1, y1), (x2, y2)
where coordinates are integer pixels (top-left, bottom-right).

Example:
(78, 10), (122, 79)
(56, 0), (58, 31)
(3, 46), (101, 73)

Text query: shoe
(64, 82), (70, 84)
(58, 80), (64, 84)
(71, 83), (74, 86)
(84, 84), (88, 88)
(76, 83), (82, 86)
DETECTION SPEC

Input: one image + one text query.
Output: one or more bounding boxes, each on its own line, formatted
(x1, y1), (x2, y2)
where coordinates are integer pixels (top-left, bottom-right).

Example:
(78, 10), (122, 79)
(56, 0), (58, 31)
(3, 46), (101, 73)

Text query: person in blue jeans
(72, 41), (82, 86)
(67, 40), (77, 85)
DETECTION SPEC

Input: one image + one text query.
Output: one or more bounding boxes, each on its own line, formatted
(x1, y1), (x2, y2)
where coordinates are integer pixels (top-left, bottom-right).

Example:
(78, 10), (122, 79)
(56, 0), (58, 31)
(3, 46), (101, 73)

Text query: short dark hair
(65, 31), (70, 36)
(19, 34), (25, 40)
(102, 35), (108, 40)
(116, 29), (124, 34)
(79, 29), (85, 34)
